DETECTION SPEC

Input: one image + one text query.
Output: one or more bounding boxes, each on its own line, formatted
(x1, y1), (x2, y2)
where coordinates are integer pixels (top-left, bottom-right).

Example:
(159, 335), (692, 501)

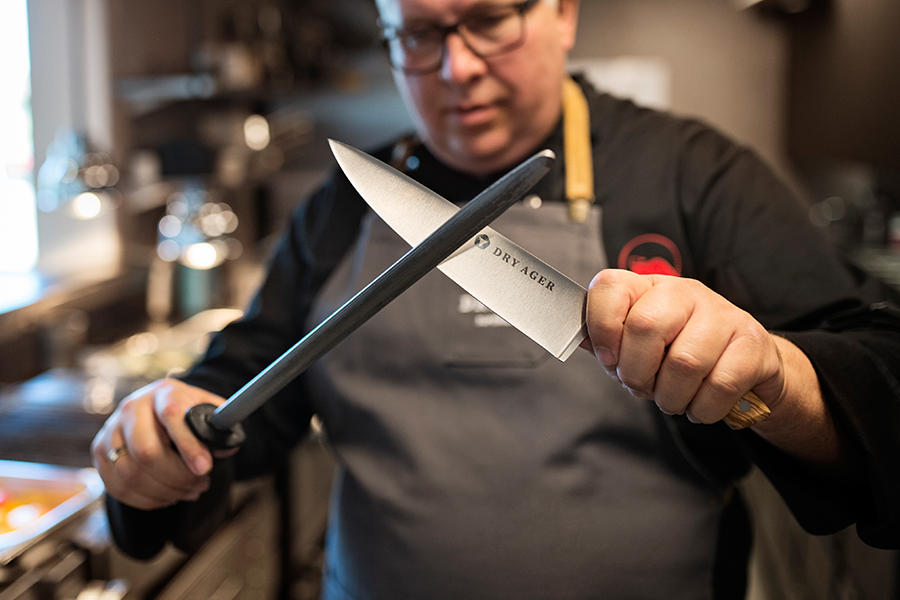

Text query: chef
(93, 0), (900, 598)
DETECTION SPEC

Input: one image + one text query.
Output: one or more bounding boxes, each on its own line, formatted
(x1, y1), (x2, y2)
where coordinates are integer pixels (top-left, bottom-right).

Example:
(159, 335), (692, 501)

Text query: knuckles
(622, 306), (664, 339)
(617, 372), (655, 395)
(737, 319), (771, 350)
(664, 349), (707, 380)
(158, 399), (189, 423)
(703, 372), (744, 401)
(589, 268), (626, 288)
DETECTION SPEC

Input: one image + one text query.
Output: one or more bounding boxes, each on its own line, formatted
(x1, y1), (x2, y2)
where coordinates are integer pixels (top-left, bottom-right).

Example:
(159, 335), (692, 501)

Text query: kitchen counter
(0, 370), (119, 469)
(0, 308), (285, 599)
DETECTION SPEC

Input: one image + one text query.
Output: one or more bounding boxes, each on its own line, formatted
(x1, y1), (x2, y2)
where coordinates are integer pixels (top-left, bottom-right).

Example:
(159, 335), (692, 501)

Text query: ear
(557, 0), (580, 52)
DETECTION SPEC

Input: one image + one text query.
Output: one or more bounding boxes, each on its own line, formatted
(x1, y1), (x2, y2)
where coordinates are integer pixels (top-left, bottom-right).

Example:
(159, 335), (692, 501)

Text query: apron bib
(304, 201), (722, 600)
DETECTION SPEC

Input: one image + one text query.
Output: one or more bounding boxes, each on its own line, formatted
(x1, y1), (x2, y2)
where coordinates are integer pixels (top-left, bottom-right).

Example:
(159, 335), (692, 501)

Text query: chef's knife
(329, 139), (770, 430)
(184, 146), (556, 449)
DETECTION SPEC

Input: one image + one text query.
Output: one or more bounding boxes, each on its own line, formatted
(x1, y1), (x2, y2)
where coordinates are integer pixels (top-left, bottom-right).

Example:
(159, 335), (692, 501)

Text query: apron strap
(563, 77), (595, 223)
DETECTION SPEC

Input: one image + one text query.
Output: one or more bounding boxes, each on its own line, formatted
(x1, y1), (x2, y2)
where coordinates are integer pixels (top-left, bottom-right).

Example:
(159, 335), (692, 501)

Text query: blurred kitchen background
(0, 0), (898, 598)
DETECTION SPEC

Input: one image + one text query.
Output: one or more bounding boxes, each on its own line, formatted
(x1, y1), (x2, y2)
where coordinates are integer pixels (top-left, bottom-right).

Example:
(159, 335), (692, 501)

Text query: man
(93, 0), (900, 598)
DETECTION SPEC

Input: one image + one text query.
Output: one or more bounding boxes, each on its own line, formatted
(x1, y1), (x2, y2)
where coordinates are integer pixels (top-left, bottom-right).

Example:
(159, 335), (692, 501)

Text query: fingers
(153, 383), (225, 476)
(585, 269), (650, 386)
(658, 324), (765, 423)
(586, 269), (648, 367)
(92, 422), (206, 510)
(586, 269), (783, 424)
(90, 379), (230, 510)
(652, 314), (729, 416)
(587, 269), (685, 392)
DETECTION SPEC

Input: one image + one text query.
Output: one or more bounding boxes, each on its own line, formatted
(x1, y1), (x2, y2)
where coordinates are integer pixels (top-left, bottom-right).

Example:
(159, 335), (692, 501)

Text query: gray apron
(304, 201), (723, 600)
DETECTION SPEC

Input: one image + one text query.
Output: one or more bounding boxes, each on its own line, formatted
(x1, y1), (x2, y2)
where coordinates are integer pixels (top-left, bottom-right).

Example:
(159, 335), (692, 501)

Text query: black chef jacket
(107, 77), (900, 599)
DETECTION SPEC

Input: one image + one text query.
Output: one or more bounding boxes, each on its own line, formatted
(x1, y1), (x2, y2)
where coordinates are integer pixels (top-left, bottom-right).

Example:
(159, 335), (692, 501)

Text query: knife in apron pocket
(329, 139), (770, 430)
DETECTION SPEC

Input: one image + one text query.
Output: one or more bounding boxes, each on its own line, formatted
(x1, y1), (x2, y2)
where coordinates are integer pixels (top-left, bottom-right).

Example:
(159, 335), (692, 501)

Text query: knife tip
(329, 139), (358, 166)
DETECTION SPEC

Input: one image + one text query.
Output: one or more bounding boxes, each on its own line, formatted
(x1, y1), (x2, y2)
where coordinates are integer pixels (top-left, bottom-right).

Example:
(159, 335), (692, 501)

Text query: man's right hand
(91, 379), (235, 510)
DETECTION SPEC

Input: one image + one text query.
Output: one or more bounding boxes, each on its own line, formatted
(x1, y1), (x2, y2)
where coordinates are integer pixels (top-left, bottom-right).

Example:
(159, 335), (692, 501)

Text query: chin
(442, 133), (521, 176)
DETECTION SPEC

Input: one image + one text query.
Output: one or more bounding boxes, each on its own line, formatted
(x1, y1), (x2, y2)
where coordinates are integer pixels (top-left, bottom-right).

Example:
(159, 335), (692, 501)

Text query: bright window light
(0, 0), (38, 273)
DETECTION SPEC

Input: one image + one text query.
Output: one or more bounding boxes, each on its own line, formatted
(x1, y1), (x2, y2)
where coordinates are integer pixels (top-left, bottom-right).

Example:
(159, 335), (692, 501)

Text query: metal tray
(0, 459), (104, 564)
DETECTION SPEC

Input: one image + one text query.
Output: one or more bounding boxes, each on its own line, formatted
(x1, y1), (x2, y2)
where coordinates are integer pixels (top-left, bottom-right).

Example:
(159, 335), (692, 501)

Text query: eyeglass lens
(384, 0), (533, 74)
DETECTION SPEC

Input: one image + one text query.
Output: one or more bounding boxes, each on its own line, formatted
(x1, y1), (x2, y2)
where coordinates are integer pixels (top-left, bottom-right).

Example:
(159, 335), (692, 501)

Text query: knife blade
(329, 140), (588, 360)
(184, 146), (556, 448)
(330, 139), (770, 430)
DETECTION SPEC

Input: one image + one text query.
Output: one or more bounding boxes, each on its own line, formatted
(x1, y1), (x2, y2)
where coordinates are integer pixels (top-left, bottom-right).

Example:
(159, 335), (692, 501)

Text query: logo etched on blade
(474, 241), (557, 292)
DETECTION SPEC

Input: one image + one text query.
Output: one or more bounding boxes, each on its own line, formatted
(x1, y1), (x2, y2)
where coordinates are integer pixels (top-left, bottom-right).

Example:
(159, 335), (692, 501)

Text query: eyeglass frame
(377, 0), (542, 75)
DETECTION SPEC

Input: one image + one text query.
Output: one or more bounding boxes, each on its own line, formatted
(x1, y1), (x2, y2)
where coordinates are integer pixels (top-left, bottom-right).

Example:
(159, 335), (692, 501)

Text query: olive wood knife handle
(723, 391), (770, 430)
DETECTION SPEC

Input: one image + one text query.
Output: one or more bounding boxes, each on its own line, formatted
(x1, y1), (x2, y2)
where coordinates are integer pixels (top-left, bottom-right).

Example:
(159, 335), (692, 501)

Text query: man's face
(378, 0), (578, 176)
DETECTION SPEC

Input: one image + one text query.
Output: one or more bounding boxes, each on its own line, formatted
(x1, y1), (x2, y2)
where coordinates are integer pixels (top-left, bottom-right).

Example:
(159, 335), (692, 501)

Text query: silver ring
(107, 446), (128, 464)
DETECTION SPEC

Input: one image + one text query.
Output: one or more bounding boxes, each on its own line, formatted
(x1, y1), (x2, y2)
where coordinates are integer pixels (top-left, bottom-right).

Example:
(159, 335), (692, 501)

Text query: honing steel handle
(723, 391), (770, 430)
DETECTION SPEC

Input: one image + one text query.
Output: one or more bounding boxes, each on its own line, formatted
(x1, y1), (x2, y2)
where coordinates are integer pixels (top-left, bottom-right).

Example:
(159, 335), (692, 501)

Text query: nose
(440, 32), (488, 82)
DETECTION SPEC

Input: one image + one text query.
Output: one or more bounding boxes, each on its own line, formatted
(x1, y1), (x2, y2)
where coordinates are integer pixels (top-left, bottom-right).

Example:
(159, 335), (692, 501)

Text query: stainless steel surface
(207, 141), (554, 430)
(334, 140), (588, 360)
(0, 460), (104, 565)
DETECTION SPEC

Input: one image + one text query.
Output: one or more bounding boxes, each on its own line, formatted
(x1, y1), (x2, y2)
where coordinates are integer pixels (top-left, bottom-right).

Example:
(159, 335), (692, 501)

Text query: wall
(571, 3), (899, 599)
(570, 0), (793, 185)
(787, 0), (900, 174)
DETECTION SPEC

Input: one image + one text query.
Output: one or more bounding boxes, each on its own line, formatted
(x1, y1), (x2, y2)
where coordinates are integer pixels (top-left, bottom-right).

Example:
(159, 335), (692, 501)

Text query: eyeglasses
(378, 0), (541, 75)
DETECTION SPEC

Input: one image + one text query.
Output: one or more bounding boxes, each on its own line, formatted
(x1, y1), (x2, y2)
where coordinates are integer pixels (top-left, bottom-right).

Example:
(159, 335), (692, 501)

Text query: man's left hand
(584, 269), (787, 424)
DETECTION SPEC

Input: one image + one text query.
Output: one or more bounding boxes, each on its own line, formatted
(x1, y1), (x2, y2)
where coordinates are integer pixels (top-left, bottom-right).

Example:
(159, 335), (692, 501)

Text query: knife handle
(723, 391), (770, 430)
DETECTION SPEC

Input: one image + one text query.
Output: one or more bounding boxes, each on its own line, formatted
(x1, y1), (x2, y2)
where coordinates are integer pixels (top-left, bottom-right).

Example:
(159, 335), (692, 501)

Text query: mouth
(448, 102), (498, 127)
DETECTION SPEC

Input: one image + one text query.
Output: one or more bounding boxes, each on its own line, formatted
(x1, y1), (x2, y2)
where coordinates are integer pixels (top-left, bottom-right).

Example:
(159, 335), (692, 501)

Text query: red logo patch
(618, 234), (682, 277)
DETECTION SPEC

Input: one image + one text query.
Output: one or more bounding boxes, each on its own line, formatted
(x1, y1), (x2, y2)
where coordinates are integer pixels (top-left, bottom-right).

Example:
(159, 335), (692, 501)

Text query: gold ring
(107, 446), (128, 464)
